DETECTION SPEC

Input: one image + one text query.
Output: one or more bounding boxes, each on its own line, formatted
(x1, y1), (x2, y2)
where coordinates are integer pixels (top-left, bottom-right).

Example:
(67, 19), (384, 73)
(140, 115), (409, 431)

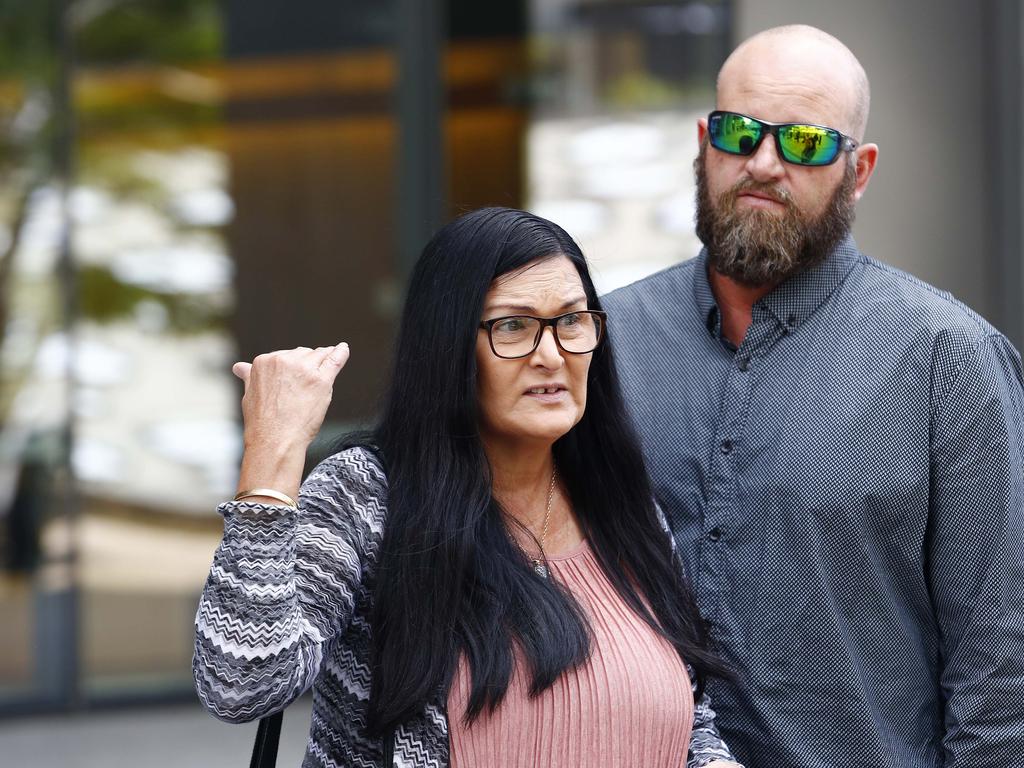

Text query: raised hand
(232, 343), (350, 504)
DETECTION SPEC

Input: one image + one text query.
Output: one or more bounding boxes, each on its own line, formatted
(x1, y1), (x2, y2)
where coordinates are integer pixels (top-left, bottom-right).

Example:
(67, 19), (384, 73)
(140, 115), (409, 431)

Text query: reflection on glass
(70, 0), (235, 695)
(0, 0), (714, 715)
(0, 1), (74, 707)
(70, 0), (413, 698)
(527, 0), (730, 292)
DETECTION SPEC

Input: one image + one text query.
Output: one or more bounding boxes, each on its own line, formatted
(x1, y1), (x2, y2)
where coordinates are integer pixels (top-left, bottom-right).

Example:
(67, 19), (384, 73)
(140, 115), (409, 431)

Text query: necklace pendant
(533, 560), (549, 579)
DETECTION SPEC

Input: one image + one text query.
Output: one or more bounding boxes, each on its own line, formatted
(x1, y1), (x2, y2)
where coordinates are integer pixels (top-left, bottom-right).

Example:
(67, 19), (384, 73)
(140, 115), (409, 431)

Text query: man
(602, 24), (1024, 767)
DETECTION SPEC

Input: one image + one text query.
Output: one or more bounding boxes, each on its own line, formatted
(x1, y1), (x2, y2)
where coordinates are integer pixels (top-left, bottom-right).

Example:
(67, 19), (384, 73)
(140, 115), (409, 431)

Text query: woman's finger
(318, 342), (350, 376)
(232, 361), (253, 383)
(309, 345), (334, 367)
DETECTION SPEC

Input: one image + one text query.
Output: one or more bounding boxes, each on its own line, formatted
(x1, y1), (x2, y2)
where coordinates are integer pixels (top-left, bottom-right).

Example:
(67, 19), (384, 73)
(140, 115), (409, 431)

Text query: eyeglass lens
(710, 112), (841, 166)
(490, 313), (602, 357)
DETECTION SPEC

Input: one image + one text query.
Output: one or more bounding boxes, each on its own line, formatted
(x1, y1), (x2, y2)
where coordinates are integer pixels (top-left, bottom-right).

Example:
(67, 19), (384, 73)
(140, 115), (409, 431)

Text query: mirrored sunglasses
(707, 110), (858, 167)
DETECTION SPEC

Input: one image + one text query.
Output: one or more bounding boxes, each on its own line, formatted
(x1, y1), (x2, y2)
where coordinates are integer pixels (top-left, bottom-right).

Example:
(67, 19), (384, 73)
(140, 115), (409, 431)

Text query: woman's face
(476, 255), (593, 455)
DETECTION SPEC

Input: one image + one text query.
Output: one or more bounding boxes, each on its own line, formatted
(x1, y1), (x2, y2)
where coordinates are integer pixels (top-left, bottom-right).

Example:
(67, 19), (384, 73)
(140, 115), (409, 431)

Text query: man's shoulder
(852, 255), (1021, 393)
(856, 254), (1002, 343)
(601, 258), (697, 314)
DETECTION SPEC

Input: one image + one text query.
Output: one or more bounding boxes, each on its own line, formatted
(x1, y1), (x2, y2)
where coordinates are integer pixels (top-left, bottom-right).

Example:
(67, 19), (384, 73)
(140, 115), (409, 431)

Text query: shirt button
(719, 439), (733, 455)
(708, 527), (723, 542)
(737, 356), (750, 372)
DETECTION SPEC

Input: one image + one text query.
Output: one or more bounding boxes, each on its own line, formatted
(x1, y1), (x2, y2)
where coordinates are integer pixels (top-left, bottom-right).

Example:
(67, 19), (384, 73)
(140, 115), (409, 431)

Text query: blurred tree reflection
(0, 1), (62, 576)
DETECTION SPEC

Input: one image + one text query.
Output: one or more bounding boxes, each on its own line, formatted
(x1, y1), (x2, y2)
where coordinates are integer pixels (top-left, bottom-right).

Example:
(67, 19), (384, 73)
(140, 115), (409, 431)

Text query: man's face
(695, 40), (863, 286)
(695, 139), (856, 287)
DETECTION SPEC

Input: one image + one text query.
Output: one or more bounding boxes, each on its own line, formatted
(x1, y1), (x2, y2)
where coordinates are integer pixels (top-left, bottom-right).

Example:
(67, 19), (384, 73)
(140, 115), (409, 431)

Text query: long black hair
(366, 207), (724, 734)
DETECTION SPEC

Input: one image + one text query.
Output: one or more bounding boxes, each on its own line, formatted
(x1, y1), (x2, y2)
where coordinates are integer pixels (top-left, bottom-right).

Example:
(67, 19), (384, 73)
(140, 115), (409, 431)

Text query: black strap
(250, 712), (283, 768)
(382, 726), (394, 767)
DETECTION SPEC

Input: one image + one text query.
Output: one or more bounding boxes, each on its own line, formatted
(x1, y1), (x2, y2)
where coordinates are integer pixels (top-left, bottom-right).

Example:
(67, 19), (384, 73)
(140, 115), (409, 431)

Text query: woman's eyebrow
(485, 296), (588, 314)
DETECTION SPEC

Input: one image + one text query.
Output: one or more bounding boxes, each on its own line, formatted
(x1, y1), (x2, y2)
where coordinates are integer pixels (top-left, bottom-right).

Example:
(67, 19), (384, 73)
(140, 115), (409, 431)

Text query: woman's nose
(531, 326), (564, 368)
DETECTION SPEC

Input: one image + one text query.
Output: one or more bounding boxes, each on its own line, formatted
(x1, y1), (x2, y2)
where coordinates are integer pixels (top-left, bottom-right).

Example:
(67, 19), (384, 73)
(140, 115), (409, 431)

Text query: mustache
(721, 179), (796, 210)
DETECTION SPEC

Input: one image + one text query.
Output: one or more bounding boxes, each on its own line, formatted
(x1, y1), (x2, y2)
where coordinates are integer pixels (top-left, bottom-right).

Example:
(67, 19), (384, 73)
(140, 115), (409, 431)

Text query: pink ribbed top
(447, 539), (694, 768)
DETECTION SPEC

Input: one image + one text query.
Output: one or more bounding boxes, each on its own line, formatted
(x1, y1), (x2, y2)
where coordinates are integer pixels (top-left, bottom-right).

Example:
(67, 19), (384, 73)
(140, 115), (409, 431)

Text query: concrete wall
(733, 0), (1023, 345)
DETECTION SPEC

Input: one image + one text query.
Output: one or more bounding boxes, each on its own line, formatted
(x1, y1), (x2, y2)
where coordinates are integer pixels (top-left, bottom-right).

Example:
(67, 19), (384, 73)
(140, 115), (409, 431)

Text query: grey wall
(734, 0), (1023, 346)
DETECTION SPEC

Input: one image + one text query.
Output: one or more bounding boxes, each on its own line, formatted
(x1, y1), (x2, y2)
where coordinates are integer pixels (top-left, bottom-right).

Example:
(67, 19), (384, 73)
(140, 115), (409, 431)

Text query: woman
(194, 207), (742, 767)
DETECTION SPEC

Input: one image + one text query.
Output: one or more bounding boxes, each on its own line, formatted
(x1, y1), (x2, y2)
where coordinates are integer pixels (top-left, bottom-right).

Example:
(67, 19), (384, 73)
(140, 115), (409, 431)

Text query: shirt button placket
(698, 347), (757, 611)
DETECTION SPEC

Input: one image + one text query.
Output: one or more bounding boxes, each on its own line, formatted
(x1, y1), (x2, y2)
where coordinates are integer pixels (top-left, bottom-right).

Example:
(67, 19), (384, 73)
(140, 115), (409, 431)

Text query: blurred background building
(0, 0), (1021, 760)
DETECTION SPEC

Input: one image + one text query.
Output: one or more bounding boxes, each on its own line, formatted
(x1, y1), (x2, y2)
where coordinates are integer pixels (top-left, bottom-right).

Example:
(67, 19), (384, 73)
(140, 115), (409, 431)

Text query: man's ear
(852, 143), (878, 201)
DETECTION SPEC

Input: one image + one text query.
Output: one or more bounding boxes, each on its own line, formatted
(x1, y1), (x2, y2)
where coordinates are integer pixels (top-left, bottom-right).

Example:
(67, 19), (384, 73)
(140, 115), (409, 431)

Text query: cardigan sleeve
(192, 447), (386, 723)
(655, 502), (744, 768)
(687, 681), (743, 767)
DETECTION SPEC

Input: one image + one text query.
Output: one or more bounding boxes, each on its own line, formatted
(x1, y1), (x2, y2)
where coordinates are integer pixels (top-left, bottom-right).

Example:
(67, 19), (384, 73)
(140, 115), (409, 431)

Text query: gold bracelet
(233, 488), (298, 508)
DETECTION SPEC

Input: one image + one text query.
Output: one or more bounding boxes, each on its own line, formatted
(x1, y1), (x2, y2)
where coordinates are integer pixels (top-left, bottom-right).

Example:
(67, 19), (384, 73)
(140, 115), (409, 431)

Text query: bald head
(718, 25), (871, 141)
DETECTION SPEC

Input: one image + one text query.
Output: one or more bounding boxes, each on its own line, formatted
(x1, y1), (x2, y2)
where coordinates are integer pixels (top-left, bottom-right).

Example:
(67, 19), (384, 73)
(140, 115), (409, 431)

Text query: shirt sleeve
(929, 333), (1024, 764)
(192, 447), (386, 723)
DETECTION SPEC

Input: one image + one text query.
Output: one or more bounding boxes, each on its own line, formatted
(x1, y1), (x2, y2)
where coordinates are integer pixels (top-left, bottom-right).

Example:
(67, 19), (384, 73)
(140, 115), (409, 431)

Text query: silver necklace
(530, 465), (558, 579)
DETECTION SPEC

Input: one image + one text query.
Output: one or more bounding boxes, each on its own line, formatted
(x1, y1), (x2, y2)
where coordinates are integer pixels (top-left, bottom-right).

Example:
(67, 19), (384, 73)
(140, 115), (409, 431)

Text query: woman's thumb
(232, 361), (252, 383)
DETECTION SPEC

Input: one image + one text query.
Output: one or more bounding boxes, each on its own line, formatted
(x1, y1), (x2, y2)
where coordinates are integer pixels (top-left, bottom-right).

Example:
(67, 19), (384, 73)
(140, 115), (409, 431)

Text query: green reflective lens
(710, 112), (763, 154)
(778, 124), (840, 165)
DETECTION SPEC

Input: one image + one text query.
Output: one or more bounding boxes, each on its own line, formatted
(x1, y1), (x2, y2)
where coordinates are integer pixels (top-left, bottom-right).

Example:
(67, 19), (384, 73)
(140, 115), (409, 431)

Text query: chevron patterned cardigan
(194, 447), (740, 767)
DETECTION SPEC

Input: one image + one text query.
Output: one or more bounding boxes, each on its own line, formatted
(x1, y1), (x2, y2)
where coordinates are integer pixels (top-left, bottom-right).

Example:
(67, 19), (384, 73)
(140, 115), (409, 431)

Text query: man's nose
(744, 134), (786, 183)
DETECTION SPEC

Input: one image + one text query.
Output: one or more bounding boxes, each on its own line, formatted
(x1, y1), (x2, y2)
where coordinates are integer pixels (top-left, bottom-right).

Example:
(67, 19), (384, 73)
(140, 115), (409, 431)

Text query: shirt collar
(692, 234), (861, 337)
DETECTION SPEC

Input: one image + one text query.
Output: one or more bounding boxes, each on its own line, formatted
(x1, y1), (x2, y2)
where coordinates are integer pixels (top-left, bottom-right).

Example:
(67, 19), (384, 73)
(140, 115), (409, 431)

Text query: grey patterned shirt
(601, 237), (1024, 767)
(193, 447), (741, 767)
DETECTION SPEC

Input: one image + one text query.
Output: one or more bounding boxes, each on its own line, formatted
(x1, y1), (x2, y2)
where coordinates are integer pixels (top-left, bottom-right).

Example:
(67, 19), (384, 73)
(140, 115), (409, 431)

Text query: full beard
(694, 141), (857, 287)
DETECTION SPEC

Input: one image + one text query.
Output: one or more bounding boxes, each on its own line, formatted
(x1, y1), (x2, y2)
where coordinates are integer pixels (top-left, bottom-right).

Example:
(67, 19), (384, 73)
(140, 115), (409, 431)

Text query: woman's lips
(523, 386), (568, 403)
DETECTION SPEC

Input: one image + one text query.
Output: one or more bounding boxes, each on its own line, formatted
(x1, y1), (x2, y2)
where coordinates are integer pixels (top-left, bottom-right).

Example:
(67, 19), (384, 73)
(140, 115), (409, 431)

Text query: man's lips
(738, 189), (784, 204)
(736, 190), (787, 210)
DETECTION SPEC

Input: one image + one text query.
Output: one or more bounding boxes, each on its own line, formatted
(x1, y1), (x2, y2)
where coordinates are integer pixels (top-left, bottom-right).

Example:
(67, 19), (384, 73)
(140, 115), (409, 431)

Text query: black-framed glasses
(479, 310), (607, 359)
(707, 110), (858, 166)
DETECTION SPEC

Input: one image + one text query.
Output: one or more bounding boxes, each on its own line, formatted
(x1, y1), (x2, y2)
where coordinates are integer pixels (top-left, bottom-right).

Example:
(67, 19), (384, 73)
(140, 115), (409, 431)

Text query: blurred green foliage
(0, 1), (59, 175)
(78, 264), (228, 333)
(0, 0), (59, 78)
(75, 0), (221, 66)
(77, 94), (220, 137)
(0, 0), (229, 332)
(69, 0), (228, 333)
(0, 0), (221, 77)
